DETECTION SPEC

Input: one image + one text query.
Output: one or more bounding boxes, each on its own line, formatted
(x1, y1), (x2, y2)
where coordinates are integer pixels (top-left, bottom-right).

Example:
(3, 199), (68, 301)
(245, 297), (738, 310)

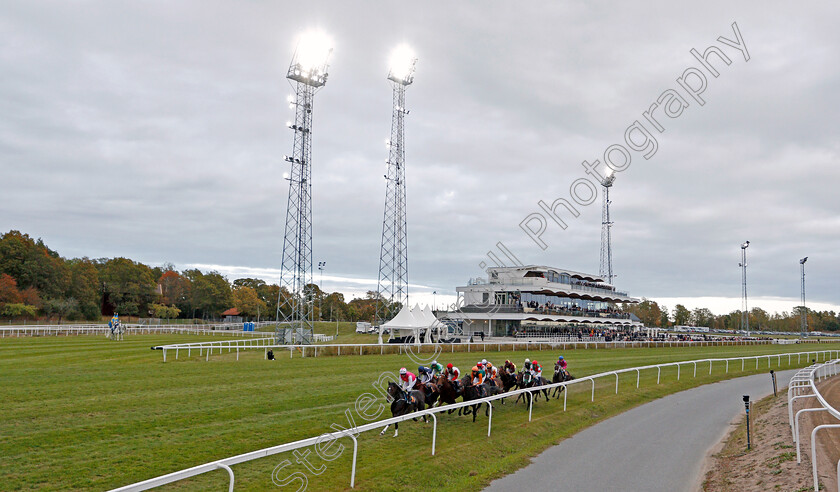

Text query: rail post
(811, 424), (840, 492)
(430, 413), (437, 455)
(615, 372), (619, 394)
(591, 379), (595, 402)
(349, 433), (359, 488)
(216, 463), (235, 492)
(487, 402), (493, 437)
(657, 366), (661, 384)
(563, 385), (568, 411)
(529, 392), (534, 421)
(795, 408), (827, 462)
(636, 369), (640, 389)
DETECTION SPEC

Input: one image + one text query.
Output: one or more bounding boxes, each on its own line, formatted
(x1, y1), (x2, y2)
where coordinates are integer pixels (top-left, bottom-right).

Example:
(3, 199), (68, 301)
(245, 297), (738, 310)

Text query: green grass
(255, 320), (382, 345)
(1, 336), (838, 491)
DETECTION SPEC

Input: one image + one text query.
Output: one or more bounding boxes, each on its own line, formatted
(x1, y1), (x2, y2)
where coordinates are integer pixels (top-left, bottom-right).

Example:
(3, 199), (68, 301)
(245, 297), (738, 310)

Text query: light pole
(739, 241), (750, 336)
(318, 261), (326, 321)
(800, 257), (808, 337)
(433, 291), (437, 312)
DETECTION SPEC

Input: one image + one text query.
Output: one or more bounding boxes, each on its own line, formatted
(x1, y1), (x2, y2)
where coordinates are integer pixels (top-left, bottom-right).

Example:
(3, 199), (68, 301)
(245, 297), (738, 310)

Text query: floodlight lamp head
(288, 29), (333, 87)
(741, 241), (750, 249)
(800, 257), (808, 264)
(387, 44), (417, 85)
(601, 170), (616, 187)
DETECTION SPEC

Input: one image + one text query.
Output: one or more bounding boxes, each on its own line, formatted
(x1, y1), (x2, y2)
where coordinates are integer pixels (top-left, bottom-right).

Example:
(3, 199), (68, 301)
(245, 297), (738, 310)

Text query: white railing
(112, 348), (839, 491)
(788, 358), (840, 491)
(152, 337), (810, 362)
(0, 322), (275, 338)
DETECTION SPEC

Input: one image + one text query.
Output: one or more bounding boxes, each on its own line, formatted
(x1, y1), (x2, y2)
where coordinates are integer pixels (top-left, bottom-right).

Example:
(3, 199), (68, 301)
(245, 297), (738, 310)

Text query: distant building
(221, 308), (243, 324)
(443, 265), (641, 338)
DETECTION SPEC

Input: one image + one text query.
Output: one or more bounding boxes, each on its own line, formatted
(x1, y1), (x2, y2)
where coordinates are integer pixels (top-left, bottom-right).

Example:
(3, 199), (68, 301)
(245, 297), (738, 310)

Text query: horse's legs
(380, 424), (390, 436)
(394, 422), (398, 437)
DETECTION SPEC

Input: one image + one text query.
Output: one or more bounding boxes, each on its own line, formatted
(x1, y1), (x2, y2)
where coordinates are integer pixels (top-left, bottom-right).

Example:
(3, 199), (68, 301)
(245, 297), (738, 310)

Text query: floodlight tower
(376, 44), (417, 325)
(276, 30), (333, 344)
(599, 169), (616, 284)
(739, 241), (750, 336)
(800, 257), (808, 336)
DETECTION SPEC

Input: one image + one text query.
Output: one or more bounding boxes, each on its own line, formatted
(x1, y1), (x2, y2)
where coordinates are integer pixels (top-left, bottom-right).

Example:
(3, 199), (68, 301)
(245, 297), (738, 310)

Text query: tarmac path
(485, 369), (798, 492)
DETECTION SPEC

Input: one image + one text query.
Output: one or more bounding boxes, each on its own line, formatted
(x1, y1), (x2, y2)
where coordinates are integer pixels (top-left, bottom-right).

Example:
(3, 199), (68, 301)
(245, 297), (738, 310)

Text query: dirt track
(702, 374), (840, 491)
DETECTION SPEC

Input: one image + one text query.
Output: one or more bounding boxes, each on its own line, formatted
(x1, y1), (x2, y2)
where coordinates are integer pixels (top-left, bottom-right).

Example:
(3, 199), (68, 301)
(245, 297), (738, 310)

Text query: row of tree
(625, 298), (840, 332)
(0, 230), (396, 323)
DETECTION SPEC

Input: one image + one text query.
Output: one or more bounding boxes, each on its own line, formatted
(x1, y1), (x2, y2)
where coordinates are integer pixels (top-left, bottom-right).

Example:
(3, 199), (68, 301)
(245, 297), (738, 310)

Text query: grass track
(1, 335), (838, 491)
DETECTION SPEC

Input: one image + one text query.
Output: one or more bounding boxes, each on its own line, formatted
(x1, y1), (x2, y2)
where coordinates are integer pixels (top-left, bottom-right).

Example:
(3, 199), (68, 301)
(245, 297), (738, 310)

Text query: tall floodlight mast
(599, 169), (616, 284)
(376, 44), (417, 326)
(800, 257), (808, 337)
(276, 30), (333, 344)
(739, 241), (750, 336)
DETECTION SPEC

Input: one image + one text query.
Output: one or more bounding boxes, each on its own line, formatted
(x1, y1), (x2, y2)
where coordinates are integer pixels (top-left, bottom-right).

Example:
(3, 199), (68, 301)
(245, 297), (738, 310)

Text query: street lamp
(433, 291), (437, 312)
(318, 261), (326, 321)
(800, 257), (808, 337)
(739, 241), (750, 336)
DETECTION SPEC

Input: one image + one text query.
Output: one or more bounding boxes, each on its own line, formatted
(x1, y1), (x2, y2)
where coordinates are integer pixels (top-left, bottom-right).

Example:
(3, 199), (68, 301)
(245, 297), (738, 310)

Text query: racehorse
(435, 374), (464, 412)
(462, 382), (492, 422)
(514, 371), (551, 405)
(108, 321), (125, 341)
(380, 381), (427, 437)
(551, 367), (576, 398)
(416, 379), (440, 408)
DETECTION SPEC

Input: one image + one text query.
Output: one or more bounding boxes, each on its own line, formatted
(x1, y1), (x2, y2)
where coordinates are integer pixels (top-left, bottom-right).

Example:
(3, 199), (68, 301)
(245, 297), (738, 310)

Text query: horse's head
(387, 381), (401, 400)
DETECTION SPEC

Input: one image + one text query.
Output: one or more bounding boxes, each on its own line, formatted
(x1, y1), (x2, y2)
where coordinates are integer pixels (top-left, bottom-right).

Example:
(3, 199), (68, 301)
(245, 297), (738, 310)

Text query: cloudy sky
(1, 1), (838, 315)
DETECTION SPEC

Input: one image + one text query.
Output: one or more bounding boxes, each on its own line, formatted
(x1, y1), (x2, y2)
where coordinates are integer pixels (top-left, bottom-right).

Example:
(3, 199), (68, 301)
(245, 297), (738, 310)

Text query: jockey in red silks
(445, 363), (460, 381)
(399, 367), (416, 398)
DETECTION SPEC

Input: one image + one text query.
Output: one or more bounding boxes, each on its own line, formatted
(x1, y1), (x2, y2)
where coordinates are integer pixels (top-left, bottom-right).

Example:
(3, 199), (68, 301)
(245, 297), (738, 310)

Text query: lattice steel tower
(599, 170), (616, 284)
(376, 45), (417, 324)
(276, 31), (332, 344)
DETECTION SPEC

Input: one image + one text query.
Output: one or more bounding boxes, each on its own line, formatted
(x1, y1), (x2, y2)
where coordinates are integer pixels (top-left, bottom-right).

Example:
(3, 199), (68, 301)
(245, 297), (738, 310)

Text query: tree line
(0, 230), (394, 323)
(624, 298), (840, 333)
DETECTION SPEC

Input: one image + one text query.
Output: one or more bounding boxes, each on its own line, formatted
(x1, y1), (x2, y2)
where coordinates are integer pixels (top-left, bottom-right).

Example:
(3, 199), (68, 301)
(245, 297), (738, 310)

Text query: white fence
(0, 322), (276, 338)
(151, 337), (827, 362)
(111, 348), (839, 491)
(788, 358), (840, 491)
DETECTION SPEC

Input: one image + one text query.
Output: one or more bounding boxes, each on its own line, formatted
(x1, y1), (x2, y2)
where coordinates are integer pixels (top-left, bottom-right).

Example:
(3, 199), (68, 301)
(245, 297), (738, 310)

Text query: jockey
(430, 360), (444, 377)
(485, 361), (498, 381)
(524, 358), (532, 372)
(531, 360), (543, 380)
(470, 366), (484, 386)
(556, 355), (568, 377)
(418, 365), (434, 384)
(470, 365), (486, 398)
(445, 363), (460, 381)
(504, 359), (517, 375)
(399, 367), (417, 399)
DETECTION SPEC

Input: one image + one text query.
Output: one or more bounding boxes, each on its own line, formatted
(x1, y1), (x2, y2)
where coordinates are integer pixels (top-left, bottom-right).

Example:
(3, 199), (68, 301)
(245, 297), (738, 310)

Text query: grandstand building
(442, 265), (642, 339)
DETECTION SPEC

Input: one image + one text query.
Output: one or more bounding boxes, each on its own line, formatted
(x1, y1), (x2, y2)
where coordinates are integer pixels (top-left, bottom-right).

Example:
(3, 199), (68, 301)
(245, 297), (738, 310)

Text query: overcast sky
(1, 1), (838, 315)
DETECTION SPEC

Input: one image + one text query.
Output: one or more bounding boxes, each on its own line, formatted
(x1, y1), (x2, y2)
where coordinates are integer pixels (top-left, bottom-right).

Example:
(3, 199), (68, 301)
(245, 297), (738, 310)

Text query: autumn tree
(101, 258), (156, 316)
(232, 285), (267, 319)
(672, 304), (691, 325)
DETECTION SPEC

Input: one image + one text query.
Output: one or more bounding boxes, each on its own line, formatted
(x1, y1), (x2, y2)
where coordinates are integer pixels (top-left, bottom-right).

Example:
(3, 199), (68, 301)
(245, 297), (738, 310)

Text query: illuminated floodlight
(288, 29), (333, 87)
(387, 44), (417, 85)
(601, 167), (616, 187)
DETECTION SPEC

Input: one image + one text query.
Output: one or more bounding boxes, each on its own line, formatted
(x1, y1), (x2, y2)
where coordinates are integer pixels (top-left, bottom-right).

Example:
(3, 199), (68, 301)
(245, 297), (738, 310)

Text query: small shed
(222, 308), (243, 324)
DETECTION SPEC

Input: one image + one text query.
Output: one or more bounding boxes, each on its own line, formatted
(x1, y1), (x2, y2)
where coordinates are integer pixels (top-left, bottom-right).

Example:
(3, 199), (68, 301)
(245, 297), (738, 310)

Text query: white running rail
(112, 348), (839, 491)
(153, 338), (792, 362)
(788, 358), (840, 491)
